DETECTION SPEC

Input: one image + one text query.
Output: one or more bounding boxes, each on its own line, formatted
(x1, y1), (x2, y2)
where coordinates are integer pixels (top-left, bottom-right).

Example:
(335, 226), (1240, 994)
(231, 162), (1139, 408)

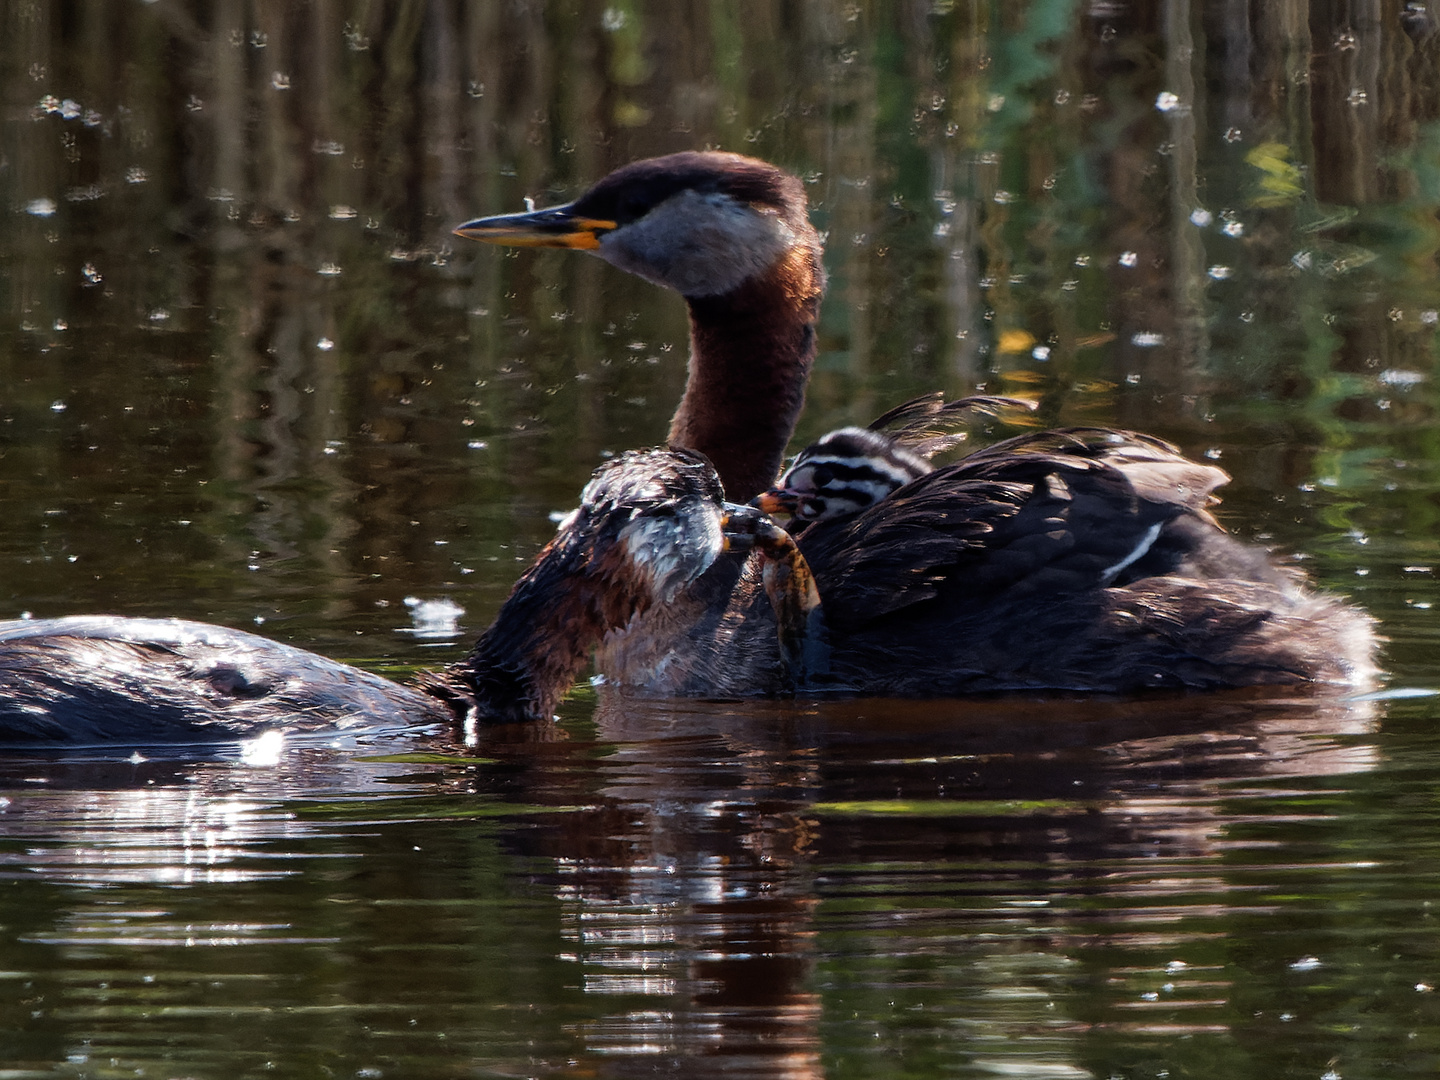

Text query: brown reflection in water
(0, 688), (1387, 1078)
(469, 688), (1377, 1077)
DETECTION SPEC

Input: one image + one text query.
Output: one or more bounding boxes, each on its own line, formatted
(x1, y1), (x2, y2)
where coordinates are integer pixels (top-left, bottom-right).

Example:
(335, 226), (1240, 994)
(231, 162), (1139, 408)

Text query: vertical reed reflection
(463, 689), (1383, 1078)
(3, 0), (1437, 634)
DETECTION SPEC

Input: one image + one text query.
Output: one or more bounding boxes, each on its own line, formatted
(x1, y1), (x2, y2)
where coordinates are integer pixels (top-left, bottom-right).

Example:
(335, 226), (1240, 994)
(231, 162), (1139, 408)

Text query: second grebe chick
(759, 393), (1035, 526)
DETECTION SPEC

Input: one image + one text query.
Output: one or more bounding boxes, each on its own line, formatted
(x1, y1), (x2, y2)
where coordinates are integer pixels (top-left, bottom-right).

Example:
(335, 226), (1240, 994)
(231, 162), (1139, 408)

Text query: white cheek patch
(597, 190), (795, 297)
(616, 500), (724, 602)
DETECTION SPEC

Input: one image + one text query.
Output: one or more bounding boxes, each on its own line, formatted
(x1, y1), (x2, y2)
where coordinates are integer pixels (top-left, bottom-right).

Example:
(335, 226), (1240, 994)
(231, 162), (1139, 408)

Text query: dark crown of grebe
(759, 393), (1036, 524)
(456, 151), (825, 503)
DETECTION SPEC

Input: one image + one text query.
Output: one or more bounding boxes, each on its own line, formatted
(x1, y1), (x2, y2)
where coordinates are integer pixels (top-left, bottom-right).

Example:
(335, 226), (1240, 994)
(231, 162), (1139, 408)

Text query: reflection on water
(5, 689), (1431, 1079)
(4, 0), (1440, 1077)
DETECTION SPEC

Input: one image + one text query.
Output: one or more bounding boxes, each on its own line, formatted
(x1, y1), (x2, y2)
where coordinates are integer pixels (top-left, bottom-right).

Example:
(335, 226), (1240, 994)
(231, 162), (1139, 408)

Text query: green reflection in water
(2, 2), (1440, 1079)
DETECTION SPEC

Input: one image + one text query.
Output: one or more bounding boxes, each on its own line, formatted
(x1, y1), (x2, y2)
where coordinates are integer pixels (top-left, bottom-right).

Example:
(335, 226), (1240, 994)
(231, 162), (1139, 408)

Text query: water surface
(3, 2), (1440, 1077)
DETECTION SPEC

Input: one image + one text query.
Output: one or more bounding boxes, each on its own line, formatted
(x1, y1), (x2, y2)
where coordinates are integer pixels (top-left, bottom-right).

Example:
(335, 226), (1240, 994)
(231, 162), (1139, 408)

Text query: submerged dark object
(0, 616), (454, 744)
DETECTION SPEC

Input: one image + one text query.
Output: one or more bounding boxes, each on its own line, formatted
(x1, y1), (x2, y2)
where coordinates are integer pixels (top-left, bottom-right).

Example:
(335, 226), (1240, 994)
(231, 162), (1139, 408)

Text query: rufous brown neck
(670, 243), (825, 502)
(423, 532), (646, 725)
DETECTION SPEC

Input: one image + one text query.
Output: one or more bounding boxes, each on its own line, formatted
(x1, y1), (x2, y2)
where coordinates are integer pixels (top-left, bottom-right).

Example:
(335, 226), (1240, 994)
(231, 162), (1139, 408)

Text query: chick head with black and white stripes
(758, 426), (934, 525)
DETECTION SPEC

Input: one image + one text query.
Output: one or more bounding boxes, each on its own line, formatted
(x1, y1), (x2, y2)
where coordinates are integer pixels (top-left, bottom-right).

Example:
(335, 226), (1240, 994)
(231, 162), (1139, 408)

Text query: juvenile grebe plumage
(0, 450), (821, 743)
(756, 393), (1034, 526)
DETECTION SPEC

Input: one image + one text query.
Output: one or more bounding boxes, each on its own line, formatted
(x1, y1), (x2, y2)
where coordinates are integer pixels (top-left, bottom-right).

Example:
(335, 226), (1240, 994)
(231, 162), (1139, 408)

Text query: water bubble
(60, 99), (81, 120)
(343, 23), (371, 50)
(1189, 208), (1213, 227)
(1032, 345), (1051, 361)
(987, 94), (1005, 112)
(1290, 955), (1322, 972)
(328, 205), (357, 220)
(1131, 332), (1165, 347)
(50, 400), (66, 412)
(316, 337), (335, 351)
(125, 166), (148, 184)
(1224, 127), (1243, 143)
(1379, 369), (1424, 387)
(317, 263), (342, 277)
(1221, 220), (1245, 237)
(186, 94), (203, 112)
(602, 6), (627, 30)
(81, 263), (102, 285)
(1207, 265), (1232, 280)
(24, 198), (56, 217)
(1347, 87), (1368, 106)
(1118, 251), (1138, 267)
(1155, 91), (1181, 112)
(403, 596), (465, 639)
(1292, 250), (1313, 270)
(271, 72), (291, 91)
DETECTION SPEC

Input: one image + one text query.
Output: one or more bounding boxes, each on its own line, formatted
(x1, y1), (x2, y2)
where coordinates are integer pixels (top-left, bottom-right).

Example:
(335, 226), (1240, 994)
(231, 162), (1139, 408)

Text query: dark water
(4, 1), (1440, 1077)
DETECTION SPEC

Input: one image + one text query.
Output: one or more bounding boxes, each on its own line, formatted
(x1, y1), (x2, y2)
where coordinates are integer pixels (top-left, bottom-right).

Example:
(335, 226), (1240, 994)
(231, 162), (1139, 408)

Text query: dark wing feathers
(797, 429), (1230, 633)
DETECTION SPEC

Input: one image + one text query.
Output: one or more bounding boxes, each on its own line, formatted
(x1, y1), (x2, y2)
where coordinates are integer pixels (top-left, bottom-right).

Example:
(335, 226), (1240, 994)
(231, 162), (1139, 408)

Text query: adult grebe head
(455, 151), (814, 298)
(456, 152), (825, 503)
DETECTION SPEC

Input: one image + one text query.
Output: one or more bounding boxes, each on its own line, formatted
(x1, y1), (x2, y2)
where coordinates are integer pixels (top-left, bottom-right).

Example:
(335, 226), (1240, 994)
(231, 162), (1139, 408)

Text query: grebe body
(0, 616), (453, 744)
(459, 152), (1378, 694)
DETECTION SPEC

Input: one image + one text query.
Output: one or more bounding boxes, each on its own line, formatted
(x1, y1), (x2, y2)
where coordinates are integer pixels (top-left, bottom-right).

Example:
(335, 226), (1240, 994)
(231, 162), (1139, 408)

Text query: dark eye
(810, 466), (834, 489)
(618, 193), (651, 221)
